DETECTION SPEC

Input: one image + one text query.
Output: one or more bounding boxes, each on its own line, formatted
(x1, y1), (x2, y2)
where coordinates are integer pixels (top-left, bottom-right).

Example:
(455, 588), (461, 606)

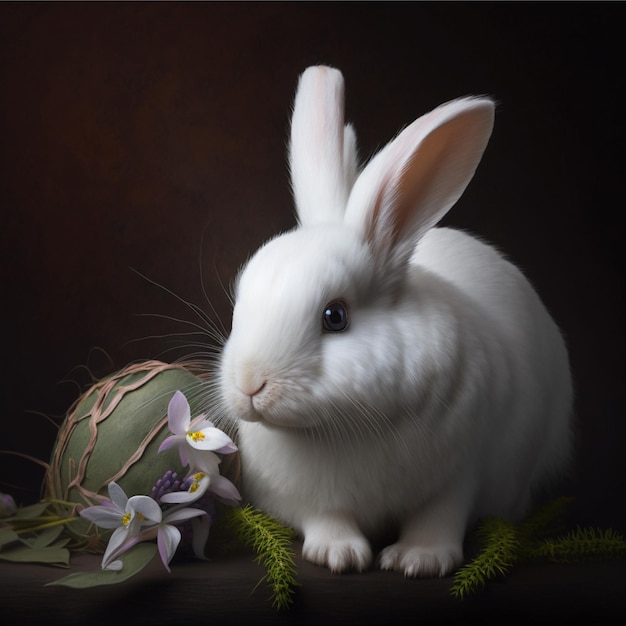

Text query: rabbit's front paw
(302, 511), (372, 573)
(302, 533), (372, 573)
(379, 542), (462, 578)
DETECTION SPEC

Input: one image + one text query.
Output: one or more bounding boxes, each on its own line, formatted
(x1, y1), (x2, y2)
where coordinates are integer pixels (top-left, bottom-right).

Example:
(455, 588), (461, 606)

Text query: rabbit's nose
(236, 371), (267, 398)
(240, 381), (266, 397)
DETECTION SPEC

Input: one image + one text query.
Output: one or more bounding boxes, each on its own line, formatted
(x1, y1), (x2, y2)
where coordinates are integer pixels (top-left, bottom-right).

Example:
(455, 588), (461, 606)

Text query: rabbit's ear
(289, 66), (355, 226)
(344, 97), (494, 260)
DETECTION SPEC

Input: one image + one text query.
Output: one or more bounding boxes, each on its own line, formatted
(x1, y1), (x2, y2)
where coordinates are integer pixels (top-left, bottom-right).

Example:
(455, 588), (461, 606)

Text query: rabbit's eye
(322, 300), (349, 332)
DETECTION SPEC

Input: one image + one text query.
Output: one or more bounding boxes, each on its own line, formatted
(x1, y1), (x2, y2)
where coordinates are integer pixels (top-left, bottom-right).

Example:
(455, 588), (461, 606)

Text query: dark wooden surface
(1, 2), (624, 623)
(1, 545), (625, 625)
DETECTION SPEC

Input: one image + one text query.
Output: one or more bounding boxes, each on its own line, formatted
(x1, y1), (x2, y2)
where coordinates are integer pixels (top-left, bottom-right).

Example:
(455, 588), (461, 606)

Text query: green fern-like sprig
(450, 517), (519, 598)
(525, 526), (626, 564)
(451, 498), (626, 599)
(220, 505), (298, 610)
(518, 496), (574, 541)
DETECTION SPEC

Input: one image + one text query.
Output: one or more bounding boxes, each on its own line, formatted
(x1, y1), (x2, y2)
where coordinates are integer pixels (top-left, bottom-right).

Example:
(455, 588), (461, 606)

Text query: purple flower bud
(0, 493), (17, 517)
(151, 470), (194, 503)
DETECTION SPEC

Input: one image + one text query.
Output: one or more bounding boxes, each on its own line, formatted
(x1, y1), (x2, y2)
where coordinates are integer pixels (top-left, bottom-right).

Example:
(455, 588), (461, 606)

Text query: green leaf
(46, 543), (157, 588)
(0, 543), (70, 567)
(0, 527), (20, 549)
(5, 501), (50, 521)
(21, 525), (65, 549)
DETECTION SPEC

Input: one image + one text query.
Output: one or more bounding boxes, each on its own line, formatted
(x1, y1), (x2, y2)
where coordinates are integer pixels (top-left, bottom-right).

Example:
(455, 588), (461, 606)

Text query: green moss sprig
(451, 497), (626, 598)
(220, 504), (298, 610)
(527, 526), (626, 564)
(450, 517), (519, 598)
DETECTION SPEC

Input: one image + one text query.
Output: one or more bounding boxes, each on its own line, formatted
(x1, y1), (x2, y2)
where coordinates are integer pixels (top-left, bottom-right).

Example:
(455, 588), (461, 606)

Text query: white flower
(81, 481), (211, 572)
(80, 481), (161, 570)
(160, 471), (241, 506)
(158, 390), (237, 475)
(111, 505), (209, 572)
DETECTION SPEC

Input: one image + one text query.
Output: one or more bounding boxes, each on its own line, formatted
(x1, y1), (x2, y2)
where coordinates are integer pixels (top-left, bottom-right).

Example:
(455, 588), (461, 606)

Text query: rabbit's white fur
(218, 66), (573, 577)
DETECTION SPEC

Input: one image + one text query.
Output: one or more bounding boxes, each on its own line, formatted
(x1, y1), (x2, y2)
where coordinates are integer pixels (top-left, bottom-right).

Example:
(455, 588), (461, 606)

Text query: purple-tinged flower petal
(209, 474), (242, 503)
(127, 495), (162, 526)
(157, 524), (181, 572)
(186, 448), (221, 476)
(162, 507), (207, 525)
(107, 481), (128, 511)
(158, 434), (184, 454)
(158, 491), (197, 505)
(102, 527), (158, 569)
(215, 441), (238, 455)
(167, 390), (191, 435)
(178, 445), (189, 468)
(98, 498), (117, 509)
(79, 505), (123, 529)
(101, 526), (131, 569)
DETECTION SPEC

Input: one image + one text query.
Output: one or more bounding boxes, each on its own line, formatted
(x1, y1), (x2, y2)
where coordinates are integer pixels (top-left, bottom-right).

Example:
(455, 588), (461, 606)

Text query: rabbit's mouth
(236, 391), (322, 430)
(231, 383), (289, 426)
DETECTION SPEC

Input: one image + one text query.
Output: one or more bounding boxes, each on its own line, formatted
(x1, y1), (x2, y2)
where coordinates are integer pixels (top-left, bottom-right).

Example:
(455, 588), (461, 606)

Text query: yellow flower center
(187, 431), (205, 443)
(122, 511), (144, 527)
(189, 472), (207, 493)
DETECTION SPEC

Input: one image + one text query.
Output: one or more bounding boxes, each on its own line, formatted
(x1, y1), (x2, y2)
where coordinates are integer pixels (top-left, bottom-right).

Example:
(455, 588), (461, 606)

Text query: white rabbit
(218, 66), (573, 578)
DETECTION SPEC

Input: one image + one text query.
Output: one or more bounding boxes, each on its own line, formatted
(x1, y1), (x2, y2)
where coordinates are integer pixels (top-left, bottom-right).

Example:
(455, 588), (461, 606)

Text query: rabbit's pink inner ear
(393, 115), (487, 235)
(348, 99), (495, 258)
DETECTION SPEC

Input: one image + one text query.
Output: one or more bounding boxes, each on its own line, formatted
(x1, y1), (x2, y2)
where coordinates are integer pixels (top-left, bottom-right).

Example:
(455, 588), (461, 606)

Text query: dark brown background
(1, 2), (624, 623)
